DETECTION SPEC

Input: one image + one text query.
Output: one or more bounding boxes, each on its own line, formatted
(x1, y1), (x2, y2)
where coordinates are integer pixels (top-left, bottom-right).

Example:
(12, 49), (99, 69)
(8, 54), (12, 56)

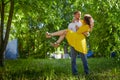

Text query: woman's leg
(46, 29), (67, 47)
(51, 29), (67, 36)
(46, 29), (67, 38)
(50, 33), (66, 48)
(56, 34), (66, 43)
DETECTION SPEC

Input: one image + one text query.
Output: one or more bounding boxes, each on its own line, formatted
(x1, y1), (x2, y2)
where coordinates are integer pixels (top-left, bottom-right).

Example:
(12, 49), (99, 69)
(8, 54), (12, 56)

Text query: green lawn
(0, 57), (120, 80)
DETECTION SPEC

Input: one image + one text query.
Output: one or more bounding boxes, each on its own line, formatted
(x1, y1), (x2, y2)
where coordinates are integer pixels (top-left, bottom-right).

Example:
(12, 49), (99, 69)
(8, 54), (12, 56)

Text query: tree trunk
(0, 0), (5, 67)
(0, 0), (14, 66)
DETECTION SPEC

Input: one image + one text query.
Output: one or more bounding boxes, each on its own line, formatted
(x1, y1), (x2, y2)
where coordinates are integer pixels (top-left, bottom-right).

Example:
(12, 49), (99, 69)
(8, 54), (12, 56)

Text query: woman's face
(74, 12), (81, 19)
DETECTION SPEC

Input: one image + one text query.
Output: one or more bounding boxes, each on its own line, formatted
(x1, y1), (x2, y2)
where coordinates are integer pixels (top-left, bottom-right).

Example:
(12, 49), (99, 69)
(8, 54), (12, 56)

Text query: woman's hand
(72, 18), (76, 23)
(75, 25), (79, 31)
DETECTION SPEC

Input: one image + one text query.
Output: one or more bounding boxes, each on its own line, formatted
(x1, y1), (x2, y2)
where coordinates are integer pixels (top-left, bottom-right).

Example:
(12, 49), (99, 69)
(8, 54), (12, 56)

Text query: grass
(0, 57), (120, 80)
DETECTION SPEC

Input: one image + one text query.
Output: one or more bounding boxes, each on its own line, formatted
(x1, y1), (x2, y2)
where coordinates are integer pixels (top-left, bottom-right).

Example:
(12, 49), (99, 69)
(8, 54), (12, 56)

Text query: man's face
(74, 12), (81, 19)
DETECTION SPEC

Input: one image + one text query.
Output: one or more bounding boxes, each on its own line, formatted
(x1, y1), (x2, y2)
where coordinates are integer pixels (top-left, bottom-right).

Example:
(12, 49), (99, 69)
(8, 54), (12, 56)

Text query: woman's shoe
(46, 32), (52, 38)
(50, 42), (60, 48)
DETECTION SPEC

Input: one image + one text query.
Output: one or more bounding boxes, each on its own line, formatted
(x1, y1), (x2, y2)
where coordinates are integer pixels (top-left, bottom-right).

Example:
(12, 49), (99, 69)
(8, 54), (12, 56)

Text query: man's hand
(83, 32), (90, 37)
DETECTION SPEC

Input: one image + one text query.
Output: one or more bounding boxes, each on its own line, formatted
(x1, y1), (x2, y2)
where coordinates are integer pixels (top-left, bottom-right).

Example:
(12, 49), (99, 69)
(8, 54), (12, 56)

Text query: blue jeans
(71, 47), (89, 74)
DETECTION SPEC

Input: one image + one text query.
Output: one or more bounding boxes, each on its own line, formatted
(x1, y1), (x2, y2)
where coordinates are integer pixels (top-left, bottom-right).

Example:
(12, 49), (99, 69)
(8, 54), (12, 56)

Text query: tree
(88, 0), (120, 57)
(2, 0), (119, 59)
(0, 0), (14, 66)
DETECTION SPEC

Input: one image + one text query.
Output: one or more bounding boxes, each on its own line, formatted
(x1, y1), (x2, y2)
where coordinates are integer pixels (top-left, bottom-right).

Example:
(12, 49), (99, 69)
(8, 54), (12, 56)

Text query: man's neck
(75, 18), (80, 22)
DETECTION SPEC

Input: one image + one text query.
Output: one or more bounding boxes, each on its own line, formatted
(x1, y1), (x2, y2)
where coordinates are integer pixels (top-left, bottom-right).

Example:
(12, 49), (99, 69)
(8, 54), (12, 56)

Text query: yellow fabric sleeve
(77, 25), (90, 34)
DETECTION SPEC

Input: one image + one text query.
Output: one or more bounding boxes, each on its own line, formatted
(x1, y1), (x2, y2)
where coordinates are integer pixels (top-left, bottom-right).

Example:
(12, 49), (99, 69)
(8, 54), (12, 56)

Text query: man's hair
(74, 11), (81, 15)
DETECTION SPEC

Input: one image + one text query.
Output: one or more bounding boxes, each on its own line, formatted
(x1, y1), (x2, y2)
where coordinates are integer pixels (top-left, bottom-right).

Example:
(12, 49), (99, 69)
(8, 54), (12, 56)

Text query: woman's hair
(84, 14), (94, 29)
(74, 11), (81, 15)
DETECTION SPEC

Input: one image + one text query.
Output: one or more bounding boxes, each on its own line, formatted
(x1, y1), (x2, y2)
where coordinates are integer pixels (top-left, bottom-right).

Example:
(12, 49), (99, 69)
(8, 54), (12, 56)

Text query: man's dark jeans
(71, 47), (89, 75)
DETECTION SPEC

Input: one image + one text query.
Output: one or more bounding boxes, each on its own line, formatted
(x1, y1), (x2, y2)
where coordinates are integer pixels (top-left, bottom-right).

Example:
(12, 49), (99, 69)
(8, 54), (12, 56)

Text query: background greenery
(6, 0), (120, 58)
(1, 0), (119, 58)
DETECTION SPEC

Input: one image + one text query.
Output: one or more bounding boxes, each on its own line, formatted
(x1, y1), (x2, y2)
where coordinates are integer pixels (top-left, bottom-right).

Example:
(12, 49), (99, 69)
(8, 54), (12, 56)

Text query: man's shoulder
(69, 22), (75, 25)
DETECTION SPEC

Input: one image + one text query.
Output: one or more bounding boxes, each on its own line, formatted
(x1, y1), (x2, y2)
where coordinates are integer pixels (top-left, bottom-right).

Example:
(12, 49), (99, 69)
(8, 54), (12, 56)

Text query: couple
(46, 11), (94, 75)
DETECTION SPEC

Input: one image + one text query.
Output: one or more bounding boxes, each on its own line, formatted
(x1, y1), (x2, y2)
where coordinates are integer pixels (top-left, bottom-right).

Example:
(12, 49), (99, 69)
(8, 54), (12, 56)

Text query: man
(68, 11), (89, 75)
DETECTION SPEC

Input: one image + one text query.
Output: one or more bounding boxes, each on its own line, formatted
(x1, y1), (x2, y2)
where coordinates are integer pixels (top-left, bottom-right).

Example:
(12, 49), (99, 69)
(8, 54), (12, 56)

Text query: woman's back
(76, 21), (90, 35)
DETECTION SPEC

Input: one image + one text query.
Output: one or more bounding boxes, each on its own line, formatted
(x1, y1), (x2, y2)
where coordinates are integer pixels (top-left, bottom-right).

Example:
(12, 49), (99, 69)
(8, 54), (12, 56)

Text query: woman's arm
(77, 25), (90, 35)
(76, 25), (90, 37)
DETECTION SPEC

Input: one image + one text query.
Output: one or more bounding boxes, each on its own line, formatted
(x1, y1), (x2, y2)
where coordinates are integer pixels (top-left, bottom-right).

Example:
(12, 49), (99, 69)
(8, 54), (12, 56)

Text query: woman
(46, 14), (94, 54)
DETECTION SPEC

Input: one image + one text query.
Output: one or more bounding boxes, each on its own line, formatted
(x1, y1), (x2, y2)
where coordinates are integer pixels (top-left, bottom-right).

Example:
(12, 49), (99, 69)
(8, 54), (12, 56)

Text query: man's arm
(83, 32), (90, 37)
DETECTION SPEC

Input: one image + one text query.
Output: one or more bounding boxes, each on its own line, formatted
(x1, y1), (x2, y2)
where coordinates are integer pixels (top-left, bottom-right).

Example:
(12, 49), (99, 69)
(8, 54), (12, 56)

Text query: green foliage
(88, 0), (120, 57)
(6, 0), (120, 58)
(0, 58), (120, 80)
